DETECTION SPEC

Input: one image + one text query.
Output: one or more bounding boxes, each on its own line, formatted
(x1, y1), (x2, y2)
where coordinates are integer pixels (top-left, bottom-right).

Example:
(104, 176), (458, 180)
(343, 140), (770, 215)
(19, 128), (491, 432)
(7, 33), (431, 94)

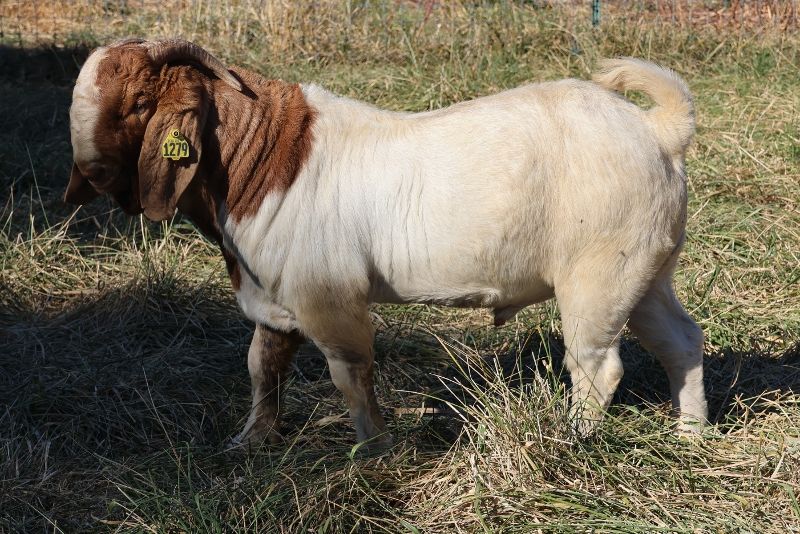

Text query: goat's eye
(132, 99), (149, 115)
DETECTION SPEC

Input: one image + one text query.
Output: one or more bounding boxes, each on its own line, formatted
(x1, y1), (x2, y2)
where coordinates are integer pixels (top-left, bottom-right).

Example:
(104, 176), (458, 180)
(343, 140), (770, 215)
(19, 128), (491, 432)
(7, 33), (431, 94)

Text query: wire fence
(0, 0), (797, 48)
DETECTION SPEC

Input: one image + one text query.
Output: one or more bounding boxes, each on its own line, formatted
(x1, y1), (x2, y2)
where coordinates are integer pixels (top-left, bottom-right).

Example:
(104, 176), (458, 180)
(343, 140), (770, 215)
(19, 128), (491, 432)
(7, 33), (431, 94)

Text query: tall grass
(1, 1), (799, 532)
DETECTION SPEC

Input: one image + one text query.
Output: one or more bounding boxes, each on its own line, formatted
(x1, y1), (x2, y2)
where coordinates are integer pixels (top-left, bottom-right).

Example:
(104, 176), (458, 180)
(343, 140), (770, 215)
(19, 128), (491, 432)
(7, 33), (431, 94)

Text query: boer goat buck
(66, 38), (707, 448)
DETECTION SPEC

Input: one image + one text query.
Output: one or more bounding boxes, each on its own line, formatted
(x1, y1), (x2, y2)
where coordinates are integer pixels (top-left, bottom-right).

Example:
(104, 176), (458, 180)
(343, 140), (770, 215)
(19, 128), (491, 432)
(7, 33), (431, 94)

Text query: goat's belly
(369, 277), (554, 311)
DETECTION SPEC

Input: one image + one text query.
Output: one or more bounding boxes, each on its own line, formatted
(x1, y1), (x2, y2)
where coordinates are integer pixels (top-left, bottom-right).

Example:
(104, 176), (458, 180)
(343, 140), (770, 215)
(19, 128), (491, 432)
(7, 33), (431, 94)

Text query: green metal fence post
(592, 0), (601, 27)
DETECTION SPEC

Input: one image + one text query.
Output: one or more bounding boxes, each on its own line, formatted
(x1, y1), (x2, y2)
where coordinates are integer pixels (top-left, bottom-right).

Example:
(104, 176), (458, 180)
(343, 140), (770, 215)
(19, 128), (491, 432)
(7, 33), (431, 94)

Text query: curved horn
(146, 39), (242, 92)
(111, 37), (147, 47)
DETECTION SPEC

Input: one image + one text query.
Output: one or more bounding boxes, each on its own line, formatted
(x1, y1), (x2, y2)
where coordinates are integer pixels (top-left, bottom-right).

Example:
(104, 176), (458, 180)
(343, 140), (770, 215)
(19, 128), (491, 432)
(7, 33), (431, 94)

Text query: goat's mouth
(76, 162), (124, 195)
(112, 188), (144, 215)
(86, 176), (118, 194)
(107, 169), (143, 215)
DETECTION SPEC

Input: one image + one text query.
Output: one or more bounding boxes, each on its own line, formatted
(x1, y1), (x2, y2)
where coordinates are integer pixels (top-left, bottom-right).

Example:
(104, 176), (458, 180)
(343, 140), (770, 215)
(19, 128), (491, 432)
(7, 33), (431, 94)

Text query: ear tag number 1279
(161, 129), (190, 161)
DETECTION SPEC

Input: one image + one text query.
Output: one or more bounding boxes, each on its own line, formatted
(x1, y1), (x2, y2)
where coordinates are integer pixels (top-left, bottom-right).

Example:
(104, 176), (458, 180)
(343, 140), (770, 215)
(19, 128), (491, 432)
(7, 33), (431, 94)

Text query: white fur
(227, 69), (686, 326)
(222, 59), (707, 439)
(70, 47), (108, 168)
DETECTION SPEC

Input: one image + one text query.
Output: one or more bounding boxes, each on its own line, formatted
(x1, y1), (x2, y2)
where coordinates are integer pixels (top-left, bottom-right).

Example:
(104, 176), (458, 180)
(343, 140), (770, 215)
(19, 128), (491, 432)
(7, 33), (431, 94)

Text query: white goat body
(66, 42), (706, 446)
(229, 60), (688, 334)
(225, 59), (706, 444)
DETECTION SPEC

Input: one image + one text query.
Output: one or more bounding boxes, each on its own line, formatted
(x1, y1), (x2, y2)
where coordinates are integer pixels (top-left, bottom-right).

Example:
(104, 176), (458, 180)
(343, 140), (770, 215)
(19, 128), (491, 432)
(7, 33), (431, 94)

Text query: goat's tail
(593, 58), (695, 157)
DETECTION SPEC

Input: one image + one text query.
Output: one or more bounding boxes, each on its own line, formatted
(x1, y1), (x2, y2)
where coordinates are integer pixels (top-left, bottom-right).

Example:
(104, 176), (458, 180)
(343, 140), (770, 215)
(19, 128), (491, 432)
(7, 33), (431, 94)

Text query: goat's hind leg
(556, 256), (654, 435)
(558, 295), (628, 435)
(234, 324), (301, 447)
(628, 268), (707, 432)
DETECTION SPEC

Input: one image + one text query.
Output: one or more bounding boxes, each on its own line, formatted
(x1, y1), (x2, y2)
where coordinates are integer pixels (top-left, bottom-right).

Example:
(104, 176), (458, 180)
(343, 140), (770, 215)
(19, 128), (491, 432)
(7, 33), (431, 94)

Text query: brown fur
(206, 69), (316, 222)
(248, 324), (303, 442)
(68, 41), (317, 291)
(93, 46), (158, 179)
(137, 65), (209, 221)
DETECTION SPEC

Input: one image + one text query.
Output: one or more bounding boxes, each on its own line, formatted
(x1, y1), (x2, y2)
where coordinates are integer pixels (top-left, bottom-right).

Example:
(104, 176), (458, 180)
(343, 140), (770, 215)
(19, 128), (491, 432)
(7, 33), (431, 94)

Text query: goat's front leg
(234, 324), (301, 447)
(304, 308), (391, 449)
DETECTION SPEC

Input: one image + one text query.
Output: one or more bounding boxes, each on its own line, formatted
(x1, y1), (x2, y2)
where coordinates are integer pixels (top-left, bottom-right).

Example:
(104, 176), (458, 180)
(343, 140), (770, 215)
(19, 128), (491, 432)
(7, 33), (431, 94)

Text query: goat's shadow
(0, 44), (87, 194)
(5, 272), (797, 534)
(370, 319), (800, 448)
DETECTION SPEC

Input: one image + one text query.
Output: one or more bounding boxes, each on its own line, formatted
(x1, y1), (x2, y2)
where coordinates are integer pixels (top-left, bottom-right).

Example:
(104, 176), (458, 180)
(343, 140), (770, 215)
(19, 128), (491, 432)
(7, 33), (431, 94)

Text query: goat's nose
(81, 163), (117, 191)
(76, 161), (102, 178)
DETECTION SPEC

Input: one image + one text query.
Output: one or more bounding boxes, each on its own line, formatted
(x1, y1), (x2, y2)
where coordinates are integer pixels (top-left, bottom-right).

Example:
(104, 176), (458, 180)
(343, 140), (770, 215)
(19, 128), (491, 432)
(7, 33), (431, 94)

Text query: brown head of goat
(65, 38), (316, 289)
(66, 39), (241, 218)
(66, 38), (316, 223)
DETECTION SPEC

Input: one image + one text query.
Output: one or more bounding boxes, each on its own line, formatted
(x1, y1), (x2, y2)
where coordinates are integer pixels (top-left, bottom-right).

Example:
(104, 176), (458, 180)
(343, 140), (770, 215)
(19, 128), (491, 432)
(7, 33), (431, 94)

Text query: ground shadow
(385, 323), (800, 439)
(0, 276), (254, 531)
(3, 277), (798, 530)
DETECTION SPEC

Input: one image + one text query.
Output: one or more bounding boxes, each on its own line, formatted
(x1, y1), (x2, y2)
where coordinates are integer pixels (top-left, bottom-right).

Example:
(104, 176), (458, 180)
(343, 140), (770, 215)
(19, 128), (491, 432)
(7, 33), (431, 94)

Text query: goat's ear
(137, 78), (207, 221)
(64, 163), (100, 205)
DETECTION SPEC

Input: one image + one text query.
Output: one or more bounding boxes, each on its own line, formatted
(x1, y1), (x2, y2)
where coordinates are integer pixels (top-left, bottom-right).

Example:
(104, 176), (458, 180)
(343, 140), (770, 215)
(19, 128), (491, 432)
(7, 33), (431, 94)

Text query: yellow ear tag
(161, 129), (190, 161)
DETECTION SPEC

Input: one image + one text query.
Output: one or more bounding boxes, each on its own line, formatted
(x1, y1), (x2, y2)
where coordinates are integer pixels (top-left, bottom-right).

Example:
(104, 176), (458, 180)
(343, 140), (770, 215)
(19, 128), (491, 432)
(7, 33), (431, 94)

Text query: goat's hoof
(570, 410), (603, 438)
(353, 432), (393, 456)
(675, 416), (706, 437)
(228, 426), (283, 451)
(574, 420), (600, 439)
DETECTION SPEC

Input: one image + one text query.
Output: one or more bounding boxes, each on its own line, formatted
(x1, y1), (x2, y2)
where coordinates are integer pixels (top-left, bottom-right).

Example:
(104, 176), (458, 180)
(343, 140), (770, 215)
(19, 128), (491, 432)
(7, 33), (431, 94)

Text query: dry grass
(1, 1), (799, 532)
